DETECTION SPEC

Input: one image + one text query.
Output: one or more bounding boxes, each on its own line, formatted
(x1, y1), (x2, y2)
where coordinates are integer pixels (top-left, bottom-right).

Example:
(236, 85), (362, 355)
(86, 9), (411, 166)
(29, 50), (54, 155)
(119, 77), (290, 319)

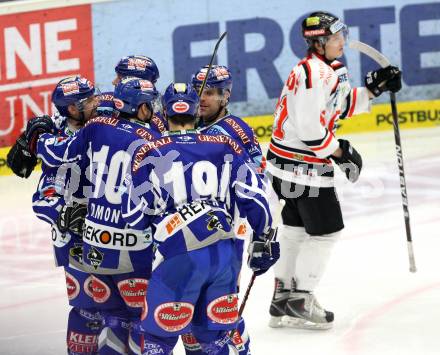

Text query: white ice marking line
(0, 329), (65, 341)
(0, 75), (79, 92)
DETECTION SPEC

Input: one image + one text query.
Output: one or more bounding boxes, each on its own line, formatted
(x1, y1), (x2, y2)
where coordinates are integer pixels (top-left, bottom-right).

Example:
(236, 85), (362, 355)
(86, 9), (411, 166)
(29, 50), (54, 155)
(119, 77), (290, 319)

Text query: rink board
(0, 0), (439, 175)
(243, 98), (440, 142)
(1, 98), (439, 176)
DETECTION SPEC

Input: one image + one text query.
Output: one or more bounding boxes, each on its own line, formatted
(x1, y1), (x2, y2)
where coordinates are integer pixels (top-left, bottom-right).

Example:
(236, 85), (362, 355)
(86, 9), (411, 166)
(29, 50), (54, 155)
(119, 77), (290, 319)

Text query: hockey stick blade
(349, 40), (417, 273)
(349, 40), (390, 68)
(197, 31), (227, 97)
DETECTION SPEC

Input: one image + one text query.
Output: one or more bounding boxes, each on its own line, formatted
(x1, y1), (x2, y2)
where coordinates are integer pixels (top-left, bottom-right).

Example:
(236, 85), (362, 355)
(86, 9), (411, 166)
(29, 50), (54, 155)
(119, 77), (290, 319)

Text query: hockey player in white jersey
(266, 11), (402, 329)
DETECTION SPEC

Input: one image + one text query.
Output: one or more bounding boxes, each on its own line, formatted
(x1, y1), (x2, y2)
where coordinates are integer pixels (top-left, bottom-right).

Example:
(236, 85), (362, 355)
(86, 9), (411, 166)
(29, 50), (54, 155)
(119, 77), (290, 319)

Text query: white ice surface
(0, 127), (439, 355)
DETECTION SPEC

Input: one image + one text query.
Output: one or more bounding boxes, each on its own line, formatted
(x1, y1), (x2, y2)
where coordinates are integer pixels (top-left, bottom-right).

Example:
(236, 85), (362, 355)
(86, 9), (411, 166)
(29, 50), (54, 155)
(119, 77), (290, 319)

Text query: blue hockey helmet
(162, 82), (199, 117)
(113, 77), (159, 115)
(191, 65), (232, 93)
(52, 76), (96, 117)
(115, 55), (160, 83)
(96, 91), (115, 117)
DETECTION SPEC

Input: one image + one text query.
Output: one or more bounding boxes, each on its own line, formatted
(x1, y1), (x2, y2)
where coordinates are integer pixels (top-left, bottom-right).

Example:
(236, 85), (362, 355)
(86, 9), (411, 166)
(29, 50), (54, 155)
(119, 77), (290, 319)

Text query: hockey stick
(349, 40), (417, 273)
(197, 31), (228, 97)
(229, 198), (286, 345)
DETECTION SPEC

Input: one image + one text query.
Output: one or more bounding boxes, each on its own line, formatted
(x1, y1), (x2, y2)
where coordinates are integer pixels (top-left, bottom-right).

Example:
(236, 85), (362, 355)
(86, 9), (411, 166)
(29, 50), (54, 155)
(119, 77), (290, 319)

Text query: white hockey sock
(295, 231), (341, 292)
(274, 225), (307, 288)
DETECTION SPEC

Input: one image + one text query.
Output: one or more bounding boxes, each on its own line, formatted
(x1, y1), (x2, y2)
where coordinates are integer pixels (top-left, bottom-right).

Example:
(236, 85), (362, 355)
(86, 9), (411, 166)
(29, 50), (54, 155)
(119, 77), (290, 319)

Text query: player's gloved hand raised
(6, 132), (38, 178)
(25, 115), (56, 154)
(248, 229), (280, 276)
(365, 66), (402, 97)
(57, 202), (87, 235)
(331, 139), (362, 183)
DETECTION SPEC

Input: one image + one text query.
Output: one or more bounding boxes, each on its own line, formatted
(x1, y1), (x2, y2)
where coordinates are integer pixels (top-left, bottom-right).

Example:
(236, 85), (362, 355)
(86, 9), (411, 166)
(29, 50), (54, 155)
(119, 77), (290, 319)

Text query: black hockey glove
(25, 115), (56, 154)
(57, 202), (87, 235)
(248, 228), (280, 276)
(6, 132), (38, 178)
(331, 139), (362, 183)
(365, 66), (402, 97)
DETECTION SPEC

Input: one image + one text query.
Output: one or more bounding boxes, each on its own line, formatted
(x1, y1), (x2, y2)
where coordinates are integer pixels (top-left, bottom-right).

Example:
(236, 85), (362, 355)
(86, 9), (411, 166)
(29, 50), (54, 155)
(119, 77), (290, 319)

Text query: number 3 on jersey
(273, 95), (288, 140)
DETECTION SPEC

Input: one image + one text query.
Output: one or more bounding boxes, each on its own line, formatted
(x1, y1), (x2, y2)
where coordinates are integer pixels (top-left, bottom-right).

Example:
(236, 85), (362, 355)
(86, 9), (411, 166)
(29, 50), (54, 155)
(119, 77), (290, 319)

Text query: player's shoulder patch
(132, 136), (173, 173)
(85, 116), (119, 128)
(134, 126), (155, 141)
(223, 115), (252, 145)
(197, 134), (243, 155)
(99, 92), (114, 101)
(151, 114), (167, 133)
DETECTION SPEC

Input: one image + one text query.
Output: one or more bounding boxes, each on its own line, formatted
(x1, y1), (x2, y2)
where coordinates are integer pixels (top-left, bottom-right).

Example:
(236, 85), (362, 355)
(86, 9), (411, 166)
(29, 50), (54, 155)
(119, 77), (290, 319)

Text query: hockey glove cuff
(57, 202), (87, 235)
(331, 139), (362, 183)
(6, 132), (38, 178)
(365, 66), (402, 97)
(25, 115), (56, 154)
(248, 229), (280, 276)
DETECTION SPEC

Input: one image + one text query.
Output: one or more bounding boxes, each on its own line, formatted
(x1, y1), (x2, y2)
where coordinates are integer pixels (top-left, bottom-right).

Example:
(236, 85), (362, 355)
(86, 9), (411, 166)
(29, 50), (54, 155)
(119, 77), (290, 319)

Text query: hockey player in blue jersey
(192, 65), (263, 169)
(112, 55), (160, 86)
(27, 77), (162, 354)
(121, 82), (280, 355)
(191, 65), (267, 354)
(8, 75), (101, 354)
(98, 55), (168, 134)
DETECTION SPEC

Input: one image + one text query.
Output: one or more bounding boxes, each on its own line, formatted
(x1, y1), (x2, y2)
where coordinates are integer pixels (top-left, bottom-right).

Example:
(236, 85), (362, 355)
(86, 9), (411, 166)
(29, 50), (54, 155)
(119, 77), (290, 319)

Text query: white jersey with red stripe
(267, 52), (371, 187)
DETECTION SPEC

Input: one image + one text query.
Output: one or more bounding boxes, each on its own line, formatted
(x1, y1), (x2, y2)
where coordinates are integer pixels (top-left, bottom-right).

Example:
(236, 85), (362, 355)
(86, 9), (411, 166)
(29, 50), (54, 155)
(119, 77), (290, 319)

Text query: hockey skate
(268, 278), (289, 328)
(283, 291), (334, 330)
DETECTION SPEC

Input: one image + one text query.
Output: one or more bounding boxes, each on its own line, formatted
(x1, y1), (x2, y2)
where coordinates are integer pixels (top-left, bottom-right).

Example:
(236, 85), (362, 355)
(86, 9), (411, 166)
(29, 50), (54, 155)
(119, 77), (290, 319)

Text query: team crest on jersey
(154, 302), (194, 332)
(172, 101), (190, 113)
(207, 294), (238, 324)
(65, 271), (80, 301)
(87, 246), (104, 269)
(117, 278), (148, 308)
